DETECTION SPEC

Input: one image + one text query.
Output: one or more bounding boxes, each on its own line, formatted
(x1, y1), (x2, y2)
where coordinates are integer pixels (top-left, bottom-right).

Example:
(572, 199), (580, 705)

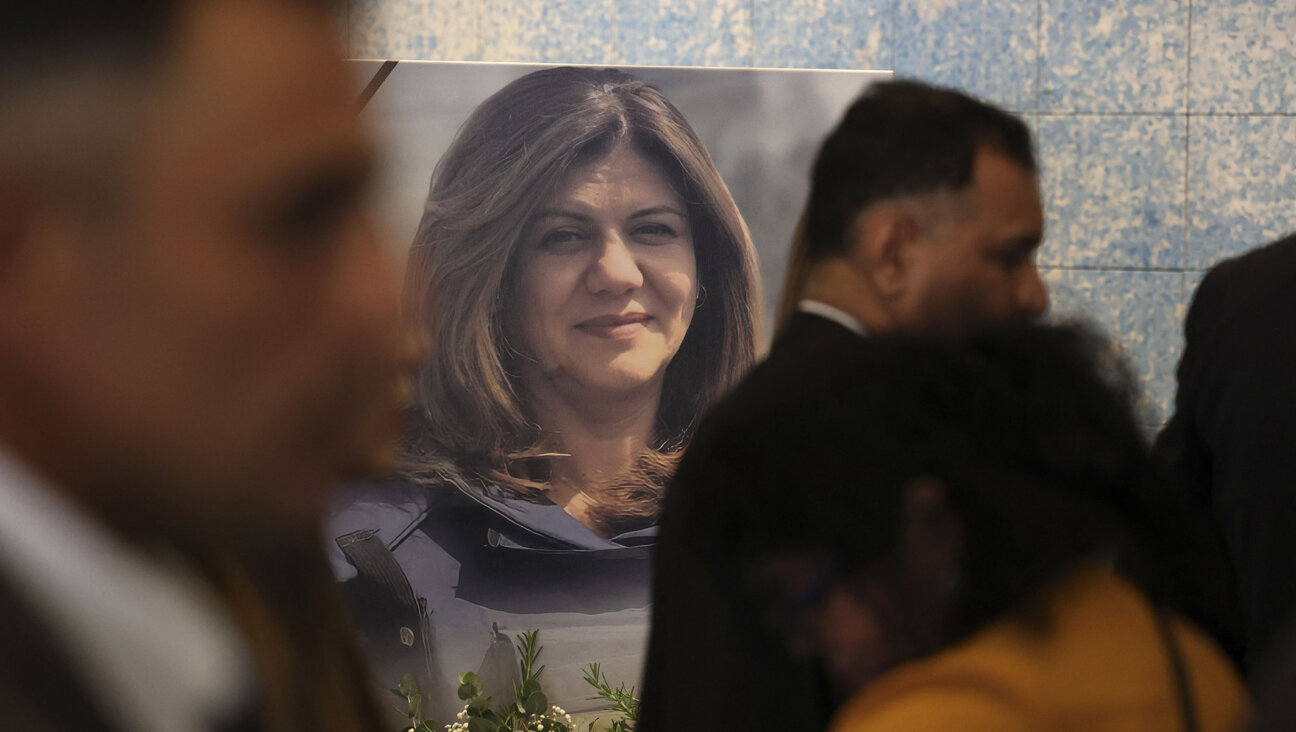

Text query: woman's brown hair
(403, 66), (760, 534)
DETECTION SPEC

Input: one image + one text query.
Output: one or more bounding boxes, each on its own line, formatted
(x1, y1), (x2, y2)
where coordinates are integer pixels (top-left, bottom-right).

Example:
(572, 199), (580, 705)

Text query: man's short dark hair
(0, 0), (340, 215)
(0, 2), (180, 218)
(0, 1), (174, 74)
(802, 79), (1037, 262)
(0, 0), (338, 79)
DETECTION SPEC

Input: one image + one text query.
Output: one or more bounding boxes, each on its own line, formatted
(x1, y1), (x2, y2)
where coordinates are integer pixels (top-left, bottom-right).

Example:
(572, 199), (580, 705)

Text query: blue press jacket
(327, 472), (654, 723)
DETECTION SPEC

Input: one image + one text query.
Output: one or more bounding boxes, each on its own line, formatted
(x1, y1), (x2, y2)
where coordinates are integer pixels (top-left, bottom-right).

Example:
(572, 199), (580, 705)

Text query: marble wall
(348, 0), (1296, 426)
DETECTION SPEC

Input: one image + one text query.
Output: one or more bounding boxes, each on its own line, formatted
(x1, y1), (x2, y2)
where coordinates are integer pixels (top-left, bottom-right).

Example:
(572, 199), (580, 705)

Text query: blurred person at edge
(641, 79), (1051, 732)
(1155, 231), (1296, 673)
(327, 66), (760, 723)
(0, 1), (407, 731)
(690, 324), (1249, 732)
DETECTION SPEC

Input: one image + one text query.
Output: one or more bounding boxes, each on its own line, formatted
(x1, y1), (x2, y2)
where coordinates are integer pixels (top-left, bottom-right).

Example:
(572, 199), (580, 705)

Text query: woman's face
(510, 144), (698, 402)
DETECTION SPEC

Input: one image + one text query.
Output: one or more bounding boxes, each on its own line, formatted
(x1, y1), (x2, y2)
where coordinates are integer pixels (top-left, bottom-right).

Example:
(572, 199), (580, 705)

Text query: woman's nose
(586, 232), (644, 295)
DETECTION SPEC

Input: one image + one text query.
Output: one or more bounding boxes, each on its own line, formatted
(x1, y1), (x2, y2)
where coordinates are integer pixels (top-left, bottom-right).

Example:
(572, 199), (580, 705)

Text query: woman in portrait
(329, 66), (760, 723)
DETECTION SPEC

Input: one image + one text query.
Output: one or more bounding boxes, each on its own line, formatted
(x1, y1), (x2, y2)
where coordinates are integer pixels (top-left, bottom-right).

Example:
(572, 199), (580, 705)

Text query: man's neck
(796, 300), (867, 336)
(800, 259), (894, 334)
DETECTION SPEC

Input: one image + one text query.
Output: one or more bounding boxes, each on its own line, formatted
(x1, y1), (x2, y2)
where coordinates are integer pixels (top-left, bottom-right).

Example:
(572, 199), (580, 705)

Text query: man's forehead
(128, 0), (366, 195)
(144, 0), (352, 144)
(969, 147), (1040, 193)
(946, 149), (1042, 229)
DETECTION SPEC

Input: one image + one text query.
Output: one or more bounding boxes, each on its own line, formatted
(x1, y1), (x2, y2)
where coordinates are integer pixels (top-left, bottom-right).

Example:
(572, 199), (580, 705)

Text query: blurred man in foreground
(0, 1), (405, 730)
(642, 79), (1050, 732)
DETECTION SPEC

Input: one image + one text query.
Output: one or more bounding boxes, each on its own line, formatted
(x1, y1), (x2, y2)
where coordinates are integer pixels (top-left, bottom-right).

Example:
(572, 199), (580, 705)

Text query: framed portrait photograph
(328, 60), (889, 726)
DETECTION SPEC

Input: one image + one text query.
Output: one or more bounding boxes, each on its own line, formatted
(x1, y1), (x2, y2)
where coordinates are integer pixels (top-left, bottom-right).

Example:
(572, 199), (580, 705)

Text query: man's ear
(848, 203), (922, 302)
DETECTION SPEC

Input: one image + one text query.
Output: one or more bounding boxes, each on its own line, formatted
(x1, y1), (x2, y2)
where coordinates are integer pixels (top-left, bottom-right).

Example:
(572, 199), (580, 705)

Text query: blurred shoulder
(703, 311), (867, 424)
(1193, 231), (1296, 320)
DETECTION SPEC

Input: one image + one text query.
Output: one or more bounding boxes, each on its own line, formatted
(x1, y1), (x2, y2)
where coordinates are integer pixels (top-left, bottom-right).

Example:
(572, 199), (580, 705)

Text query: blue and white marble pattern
(616, 0), (753, 68)
(1191, 0), (1296, 114)
(753, 0), (890, 70)
(1042, 268), (1183, 423)
(893, 0), (1038, 113)
(343, 0), (1296, 430)
(1039, 0), (1188, 113)
(1036, 115), (1186, 269)
(479, 0), (616, 64)
(1187, 115), (1296, 268)
(349, 0), (480, 60)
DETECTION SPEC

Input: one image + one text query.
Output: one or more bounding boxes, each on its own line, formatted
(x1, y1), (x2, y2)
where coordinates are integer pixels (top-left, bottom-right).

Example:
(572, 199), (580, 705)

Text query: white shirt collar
(0, 447), (251, 732)
(796, 299), (868, 336)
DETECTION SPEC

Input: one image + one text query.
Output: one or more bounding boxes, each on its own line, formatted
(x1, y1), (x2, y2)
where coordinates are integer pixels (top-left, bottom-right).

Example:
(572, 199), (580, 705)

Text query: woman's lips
(576, 313), (652, 339)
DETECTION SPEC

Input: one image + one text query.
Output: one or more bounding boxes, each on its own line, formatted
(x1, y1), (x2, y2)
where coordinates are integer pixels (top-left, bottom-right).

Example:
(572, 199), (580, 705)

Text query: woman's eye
(538, 228), (587, 252)
(632, 222), (678, 242)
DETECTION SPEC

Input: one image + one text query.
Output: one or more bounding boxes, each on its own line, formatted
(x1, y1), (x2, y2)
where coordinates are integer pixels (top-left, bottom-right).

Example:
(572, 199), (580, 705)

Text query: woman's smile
(576, 312), (654, 339)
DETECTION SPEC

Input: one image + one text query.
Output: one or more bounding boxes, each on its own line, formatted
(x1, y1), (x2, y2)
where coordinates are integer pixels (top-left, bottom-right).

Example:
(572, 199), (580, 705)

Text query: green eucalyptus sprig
(393, 672), (438, 732)
(390, 630), (639, 732)
(444, 630), (574, 732)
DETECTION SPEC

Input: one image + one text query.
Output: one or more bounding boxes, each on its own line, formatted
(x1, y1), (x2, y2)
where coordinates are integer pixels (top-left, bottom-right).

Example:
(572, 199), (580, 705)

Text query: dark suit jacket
(1155, 232), (1296, 671)
(639, 311), (861, 732)
(0, 573), (121, 732)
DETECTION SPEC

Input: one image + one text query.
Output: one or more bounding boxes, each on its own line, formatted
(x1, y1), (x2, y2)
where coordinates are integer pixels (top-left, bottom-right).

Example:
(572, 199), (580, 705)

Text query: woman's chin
(563, 365), (669, 401)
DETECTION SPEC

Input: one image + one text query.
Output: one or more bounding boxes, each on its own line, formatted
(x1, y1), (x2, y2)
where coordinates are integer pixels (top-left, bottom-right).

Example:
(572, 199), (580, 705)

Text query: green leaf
(466, 697), (493, 717)
(522, 691), (549, 716)
(458, 671), (485, 700)
(520, 678), (542, 699)
(467, 718), (498, 732)
(458, 671), (483, 687)
(416, 722), (439, 732)
(395, 672), (422, 697)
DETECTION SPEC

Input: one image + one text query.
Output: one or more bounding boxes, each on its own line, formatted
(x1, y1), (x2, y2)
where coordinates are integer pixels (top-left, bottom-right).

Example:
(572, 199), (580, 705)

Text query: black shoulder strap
(335, 529), (435, 692)
(1154, 607), (1202, 732)
(336, 528), (420, 610)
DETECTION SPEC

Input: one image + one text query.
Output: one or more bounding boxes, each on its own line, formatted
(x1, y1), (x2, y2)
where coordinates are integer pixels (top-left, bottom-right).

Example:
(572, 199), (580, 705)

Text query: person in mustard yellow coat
(674, 323), (1248, 732)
